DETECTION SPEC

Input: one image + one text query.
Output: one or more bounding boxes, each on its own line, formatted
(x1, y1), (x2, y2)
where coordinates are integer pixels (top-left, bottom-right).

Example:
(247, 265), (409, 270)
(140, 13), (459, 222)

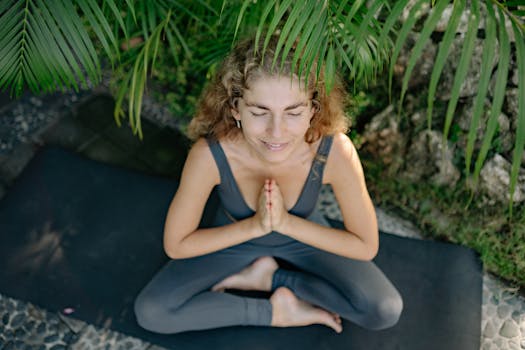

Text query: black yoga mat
(0, 147), (482, 350)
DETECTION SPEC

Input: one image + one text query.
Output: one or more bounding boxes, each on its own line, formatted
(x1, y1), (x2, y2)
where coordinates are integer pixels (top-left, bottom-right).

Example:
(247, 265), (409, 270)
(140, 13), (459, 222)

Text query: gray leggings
(134, 216), (403, 334)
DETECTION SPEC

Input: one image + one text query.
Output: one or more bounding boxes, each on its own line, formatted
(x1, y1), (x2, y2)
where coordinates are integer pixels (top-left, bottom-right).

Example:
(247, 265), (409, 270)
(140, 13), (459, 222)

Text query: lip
(261, 140), (288, 151)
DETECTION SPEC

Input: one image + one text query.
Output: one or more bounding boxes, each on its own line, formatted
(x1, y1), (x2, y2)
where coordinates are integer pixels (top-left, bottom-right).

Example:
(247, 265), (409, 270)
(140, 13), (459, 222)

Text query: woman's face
(232, 75), (315, 164)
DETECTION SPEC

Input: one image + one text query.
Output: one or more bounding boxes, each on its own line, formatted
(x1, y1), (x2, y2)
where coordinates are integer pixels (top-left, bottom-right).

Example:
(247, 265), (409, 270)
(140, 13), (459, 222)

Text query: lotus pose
(134, 36), (403, 334)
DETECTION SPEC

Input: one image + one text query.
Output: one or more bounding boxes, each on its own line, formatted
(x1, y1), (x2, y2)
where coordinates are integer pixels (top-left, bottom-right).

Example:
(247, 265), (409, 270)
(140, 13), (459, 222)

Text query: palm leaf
(271, 1), (305, 71)
(0, 0), (103, 96)
(426, 0), (466, 129)
(473, 5), (510, 184)
(76, 0), (120, 62)
(465, 1), (497, 176)
(388, 0), (426, 101)
(262, 0), (294, 56)
(278, 1), (316, 72)
(400, 0), (448, 110)
(325, 44), (336, 94)
(234, 0), (259, 43)
(298, 8), (327, 86)
(378, 0), (409, 53)
(442, 0), (480, 142)
(509, 20), (525, 213)
(114, 12), (172, 139)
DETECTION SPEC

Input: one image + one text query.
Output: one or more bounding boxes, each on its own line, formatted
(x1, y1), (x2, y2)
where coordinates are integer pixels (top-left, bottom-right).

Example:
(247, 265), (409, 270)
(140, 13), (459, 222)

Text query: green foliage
(0, 0), (524, 200)
(364, 156), (525, 289)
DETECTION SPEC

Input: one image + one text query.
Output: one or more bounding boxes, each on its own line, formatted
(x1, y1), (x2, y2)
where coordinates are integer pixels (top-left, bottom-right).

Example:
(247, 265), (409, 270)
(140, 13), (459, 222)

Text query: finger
(211, 283), (225, 292)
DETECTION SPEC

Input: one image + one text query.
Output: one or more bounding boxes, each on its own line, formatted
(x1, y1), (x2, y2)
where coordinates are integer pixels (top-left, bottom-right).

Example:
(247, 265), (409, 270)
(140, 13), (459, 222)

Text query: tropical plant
(0, 0), (523, 206)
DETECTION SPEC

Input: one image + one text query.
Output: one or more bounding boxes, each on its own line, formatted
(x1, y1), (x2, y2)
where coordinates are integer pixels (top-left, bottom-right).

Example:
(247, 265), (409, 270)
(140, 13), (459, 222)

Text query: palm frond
(509, 20), (525, 214)
(0, 0), (102, 96)
(465, 1), (498, 177)
(427, 0), (466, 129)
(399, 0), (449, 111)
(114, 11), (172, 139)
(388, 0), (427, 101)
(76, 0), (121, 62)
(442, 0), (480, 142)
(473, 5), (511, 184)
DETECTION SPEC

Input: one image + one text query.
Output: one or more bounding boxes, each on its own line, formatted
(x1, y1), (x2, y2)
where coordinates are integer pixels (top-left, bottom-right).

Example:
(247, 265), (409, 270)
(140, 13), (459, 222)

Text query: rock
(435, 4), (471, 33)
(487, 304), (497, 317)
(361, 105), (406, 172)
(499, 319), (520, 338)
(44, 334), (60, 343)
(438, 37), (498, 100)
(2, 312), (9, 325)
(50, 345), (67, 350)
(484, 320), (497, 338)
(401, 0), (431, 26)
(401, 129), (460, 186)
(394, 32), (437, 90)
(479, 154), (525, 204)
(511, 310), (522, 322)
(457, 100), (512, 155)
(497, 304), (511, 318)
(505, 88), (519, 127)
(10, 313), (24, 328)
(36, 323), (46, 335)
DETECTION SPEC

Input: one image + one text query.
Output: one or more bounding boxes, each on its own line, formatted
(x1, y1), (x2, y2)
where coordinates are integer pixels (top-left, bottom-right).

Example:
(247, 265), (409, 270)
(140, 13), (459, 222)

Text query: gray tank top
(206, 136), (334, 222)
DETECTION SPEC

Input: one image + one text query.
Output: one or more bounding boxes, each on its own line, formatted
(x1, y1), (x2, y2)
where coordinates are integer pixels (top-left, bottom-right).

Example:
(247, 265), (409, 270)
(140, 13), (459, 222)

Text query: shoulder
(328, 132), (357, 162)
(325, 133), (362, 182)
(186, 138), (214, 165)
(183, 138), (220, 184)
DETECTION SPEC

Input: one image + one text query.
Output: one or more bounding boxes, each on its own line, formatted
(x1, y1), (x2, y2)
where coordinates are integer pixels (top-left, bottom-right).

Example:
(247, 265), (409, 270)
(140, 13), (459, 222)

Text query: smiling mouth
(262, 141), (288, 151)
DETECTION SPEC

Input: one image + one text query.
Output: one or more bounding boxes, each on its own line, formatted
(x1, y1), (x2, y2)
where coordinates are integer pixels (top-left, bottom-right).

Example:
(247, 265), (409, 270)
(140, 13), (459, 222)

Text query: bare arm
(163, 139), (271, 259)
(270, 133), (378, 261)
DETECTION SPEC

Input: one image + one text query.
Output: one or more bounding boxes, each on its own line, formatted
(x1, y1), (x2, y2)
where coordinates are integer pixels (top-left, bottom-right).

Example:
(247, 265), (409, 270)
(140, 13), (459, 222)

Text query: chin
(258, 147), (293, 164)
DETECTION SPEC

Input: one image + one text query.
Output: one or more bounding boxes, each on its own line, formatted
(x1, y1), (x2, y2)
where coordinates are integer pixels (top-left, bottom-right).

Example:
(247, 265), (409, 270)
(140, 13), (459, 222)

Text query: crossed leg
(212, 243), (403, 331)
(274, 243), (403, 330)
(134, 244), (345, 334)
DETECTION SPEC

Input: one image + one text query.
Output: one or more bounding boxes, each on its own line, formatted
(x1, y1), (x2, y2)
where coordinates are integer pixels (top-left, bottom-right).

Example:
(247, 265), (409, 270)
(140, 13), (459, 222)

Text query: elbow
(164, 245), (180, 260)
(359, 235), (379, 261)
(163, 234), (185, 260)
(365, 241), (379, 261)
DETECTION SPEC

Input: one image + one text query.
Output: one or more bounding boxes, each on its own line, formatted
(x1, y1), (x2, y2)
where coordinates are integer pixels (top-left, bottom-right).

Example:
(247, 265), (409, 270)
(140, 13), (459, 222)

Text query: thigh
(281, 244), (400, 309)
(137, 245), (260, 307)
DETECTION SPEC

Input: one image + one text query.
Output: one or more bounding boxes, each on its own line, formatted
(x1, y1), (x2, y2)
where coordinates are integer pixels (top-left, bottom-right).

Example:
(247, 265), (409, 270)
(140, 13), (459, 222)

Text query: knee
(367, 293), (403, 330)
(134, 292), (169, 333)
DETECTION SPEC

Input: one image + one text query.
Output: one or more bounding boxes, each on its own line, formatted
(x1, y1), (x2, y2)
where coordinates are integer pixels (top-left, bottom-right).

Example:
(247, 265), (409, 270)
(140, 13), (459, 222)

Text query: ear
(230, 97), (241, 119)
(310, 99), (320, 116)
(231, 108), (240, 120)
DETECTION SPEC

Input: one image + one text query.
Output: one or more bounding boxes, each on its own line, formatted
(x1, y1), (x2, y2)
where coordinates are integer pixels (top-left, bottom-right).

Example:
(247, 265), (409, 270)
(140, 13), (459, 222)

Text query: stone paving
(0, 90), (523, 349)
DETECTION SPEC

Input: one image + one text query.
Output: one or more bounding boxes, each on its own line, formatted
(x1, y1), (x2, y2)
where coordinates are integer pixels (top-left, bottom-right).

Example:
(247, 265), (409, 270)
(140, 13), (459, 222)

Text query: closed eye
(251, 112), (268, 117)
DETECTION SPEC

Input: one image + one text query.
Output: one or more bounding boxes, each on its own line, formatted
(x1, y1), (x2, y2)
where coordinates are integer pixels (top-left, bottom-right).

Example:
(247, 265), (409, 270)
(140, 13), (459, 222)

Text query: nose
(268, 115), (284, 137)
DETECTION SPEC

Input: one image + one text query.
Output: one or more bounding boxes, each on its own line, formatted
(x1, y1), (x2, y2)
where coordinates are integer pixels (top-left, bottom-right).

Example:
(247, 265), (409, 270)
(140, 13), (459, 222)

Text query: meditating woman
(134, 36), (403, 334)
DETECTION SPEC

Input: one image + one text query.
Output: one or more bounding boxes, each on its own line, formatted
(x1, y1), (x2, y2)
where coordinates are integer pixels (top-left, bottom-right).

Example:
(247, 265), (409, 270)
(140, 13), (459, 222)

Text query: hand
(265, 179), (289, 232)
(252, 182), (273, 236)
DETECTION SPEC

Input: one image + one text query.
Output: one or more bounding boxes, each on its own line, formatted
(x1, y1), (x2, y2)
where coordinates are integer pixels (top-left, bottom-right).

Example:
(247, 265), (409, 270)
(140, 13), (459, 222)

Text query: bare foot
(211, 256), (279, 292)
(270, 287), (343, 333)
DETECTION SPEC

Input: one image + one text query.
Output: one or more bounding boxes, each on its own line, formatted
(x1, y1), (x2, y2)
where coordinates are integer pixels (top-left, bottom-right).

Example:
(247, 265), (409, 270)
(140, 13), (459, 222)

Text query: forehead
(243, 75), (310, 103)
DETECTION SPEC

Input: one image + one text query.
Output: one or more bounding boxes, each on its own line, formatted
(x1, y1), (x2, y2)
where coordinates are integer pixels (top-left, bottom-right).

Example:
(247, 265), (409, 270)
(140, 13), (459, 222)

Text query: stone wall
(361, 1), (523, 205)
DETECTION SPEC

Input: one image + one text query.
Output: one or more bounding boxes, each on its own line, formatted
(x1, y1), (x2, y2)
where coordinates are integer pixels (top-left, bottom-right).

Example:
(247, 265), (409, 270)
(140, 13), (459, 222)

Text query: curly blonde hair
(187, 36), (349, 143)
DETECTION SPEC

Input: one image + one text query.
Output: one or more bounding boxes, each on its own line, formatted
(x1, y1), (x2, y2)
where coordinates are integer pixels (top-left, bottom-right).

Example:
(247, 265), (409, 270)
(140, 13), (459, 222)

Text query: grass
(363, 156), (525, 292)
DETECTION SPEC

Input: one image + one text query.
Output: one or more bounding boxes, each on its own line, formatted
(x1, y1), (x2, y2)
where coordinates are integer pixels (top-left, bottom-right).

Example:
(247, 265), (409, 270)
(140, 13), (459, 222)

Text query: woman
(134, 36), (403, 334)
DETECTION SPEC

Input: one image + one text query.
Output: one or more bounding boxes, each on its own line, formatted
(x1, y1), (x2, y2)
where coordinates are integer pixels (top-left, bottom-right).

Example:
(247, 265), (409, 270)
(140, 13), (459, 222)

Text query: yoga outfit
(134, 136), (403, 334)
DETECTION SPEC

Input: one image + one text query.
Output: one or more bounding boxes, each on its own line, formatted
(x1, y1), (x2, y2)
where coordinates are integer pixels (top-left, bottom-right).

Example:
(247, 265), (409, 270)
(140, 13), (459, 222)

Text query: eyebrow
(244, 101), (308, 111)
